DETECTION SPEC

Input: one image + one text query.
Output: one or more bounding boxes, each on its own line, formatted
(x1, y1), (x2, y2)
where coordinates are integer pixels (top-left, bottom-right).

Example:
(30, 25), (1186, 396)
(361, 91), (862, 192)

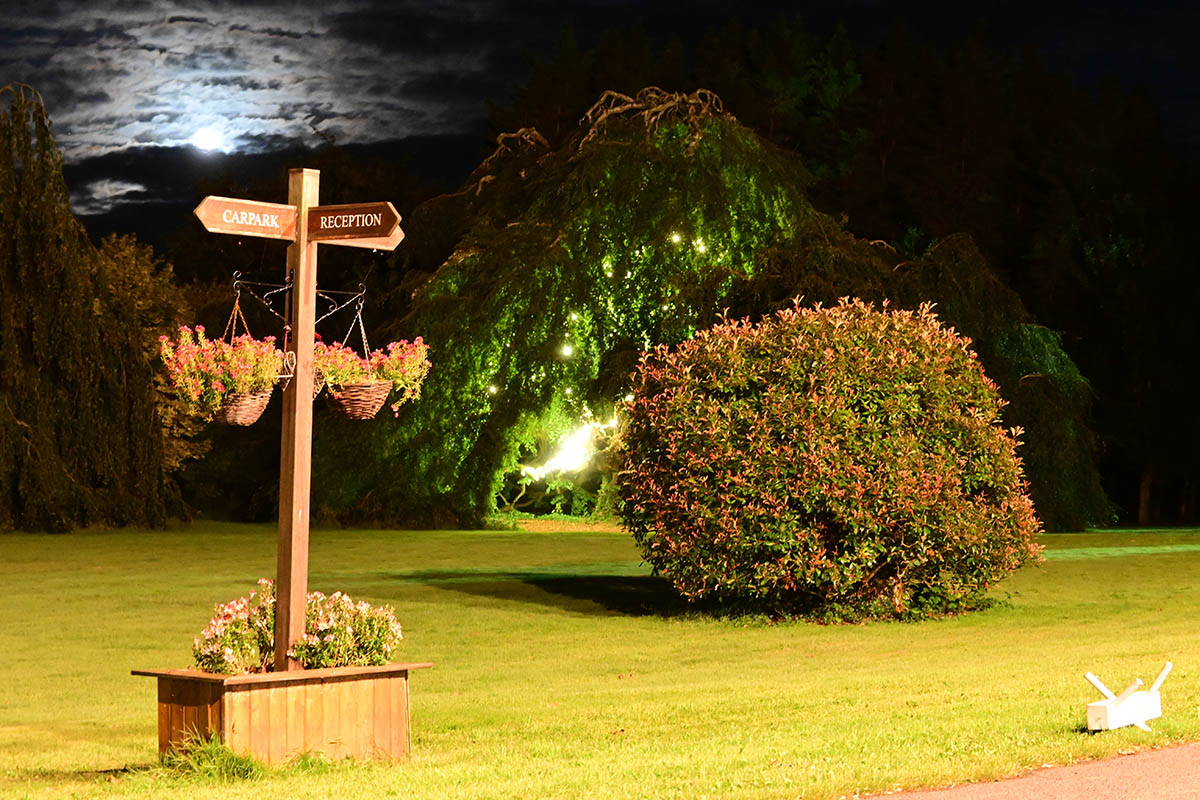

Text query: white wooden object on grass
(1085, 662), (1172, 732)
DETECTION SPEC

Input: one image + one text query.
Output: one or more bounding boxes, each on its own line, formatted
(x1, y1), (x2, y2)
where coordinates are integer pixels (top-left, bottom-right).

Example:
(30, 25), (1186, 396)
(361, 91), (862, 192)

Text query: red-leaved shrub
(616, 298), (1043, 620)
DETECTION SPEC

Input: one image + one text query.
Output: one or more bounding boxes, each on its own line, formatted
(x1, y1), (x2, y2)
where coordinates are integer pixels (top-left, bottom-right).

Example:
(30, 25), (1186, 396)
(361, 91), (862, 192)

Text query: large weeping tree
(311, 87), (1110, 531)
(0, 84), (170, 531)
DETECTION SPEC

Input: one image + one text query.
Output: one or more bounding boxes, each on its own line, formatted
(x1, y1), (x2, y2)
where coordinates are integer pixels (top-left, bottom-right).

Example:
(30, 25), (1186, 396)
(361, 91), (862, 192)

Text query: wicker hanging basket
(312, 371), (326, 400)
(327, 381), (391, 420)
(213, 389), (273, 426)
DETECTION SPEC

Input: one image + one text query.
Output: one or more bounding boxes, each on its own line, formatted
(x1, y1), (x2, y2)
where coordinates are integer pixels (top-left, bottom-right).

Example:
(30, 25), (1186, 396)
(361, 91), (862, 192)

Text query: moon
(191, 127), (225, 151)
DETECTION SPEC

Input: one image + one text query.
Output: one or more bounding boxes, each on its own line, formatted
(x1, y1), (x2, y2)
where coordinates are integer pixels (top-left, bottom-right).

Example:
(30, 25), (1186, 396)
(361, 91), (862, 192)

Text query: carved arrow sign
(319, 224), (405, 251)
(308, 202), (400, 242)
(193, 196), (298, 240)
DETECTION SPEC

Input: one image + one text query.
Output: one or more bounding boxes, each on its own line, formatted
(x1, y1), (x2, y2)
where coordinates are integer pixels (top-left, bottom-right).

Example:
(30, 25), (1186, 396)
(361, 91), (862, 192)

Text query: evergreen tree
(0, 84), (170, 530)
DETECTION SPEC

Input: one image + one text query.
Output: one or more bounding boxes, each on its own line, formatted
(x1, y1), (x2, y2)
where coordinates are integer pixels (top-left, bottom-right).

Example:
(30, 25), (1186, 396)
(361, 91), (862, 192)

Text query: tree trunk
(1137, 468), (1155, 525)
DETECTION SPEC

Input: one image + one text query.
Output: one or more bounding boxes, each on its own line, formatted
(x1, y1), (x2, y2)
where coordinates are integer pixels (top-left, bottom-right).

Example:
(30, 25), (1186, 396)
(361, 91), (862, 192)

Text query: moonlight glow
(191, 127), (224, 151)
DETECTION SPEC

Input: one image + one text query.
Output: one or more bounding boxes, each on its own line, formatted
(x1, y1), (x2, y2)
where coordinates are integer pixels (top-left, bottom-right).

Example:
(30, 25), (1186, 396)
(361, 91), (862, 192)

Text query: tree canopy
(304, 87), (1108, 531)
(0, 84), (174, 530)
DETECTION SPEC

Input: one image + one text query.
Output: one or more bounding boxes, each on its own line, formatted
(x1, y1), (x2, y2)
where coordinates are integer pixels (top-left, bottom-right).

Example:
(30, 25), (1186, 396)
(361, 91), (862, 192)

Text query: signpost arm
(275, 168), (319, 671)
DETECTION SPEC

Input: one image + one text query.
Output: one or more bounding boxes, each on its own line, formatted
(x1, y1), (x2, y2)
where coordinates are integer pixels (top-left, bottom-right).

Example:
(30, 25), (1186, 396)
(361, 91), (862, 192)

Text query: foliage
(96, 234), (208, 472)
(488, 16), (1194, 525)
(813, 31), (1200, 523)
(0, 83), (170, 530)
(303, 86), (1106, 531)
(730, 229), (1113, 531)
(161, 734), (265, 781)
(192, 578), (403, 674)
(616, 299), (1043, 619)
(158, 326), (283, 418)
(313, 89), (814, 526)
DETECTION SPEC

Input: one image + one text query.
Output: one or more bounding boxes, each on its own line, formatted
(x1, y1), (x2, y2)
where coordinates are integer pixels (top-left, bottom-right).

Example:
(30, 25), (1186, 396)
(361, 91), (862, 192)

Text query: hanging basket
(213, 390), (273, 426)
(313, 371), (326, 400)
(328, 381), (391, 420)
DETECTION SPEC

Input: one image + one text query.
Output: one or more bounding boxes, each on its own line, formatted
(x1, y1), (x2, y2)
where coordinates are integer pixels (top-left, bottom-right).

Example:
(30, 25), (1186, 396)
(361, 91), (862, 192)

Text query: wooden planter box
(132, 662), (432, 764)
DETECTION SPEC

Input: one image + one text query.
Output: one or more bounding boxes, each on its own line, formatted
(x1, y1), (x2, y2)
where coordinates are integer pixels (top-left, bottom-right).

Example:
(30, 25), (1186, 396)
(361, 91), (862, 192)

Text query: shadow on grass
(393, 569), (693, 617)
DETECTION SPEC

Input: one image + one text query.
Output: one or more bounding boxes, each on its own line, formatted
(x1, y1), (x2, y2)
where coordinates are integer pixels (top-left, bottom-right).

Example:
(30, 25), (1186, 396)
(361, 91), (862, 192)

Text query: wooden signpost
(193, 170), (405, 671)
(134, 169), (426, 764)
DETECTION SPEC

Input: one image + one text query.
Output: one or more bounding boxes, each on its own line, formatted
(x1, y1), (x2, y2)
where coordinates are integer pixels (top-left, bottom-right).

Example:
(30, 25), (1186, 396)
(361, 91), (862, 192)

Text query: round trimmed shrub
(616, 298), (1043, 619)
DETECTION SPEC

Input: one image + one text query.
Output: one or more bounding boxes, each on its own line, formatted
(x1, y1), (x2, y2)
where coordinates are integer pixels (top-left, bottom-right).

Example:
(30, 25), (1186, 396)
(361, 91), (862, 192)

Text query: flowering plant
(290, 589), (405, 669)
(370, 338), (431, 413)
(192, 579), (404, 674)
(192, 578), (275, 674)
(159, 325), (283, 418)
(313, 340), (369, 385)
(314, 337), (431, 415)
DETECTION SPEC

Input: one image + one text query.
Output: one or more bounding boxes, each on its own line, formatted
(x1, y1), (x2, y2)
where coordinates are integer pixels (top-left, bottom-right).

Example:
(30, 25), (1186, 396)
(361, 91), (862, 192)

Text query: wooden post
(191, 172), (403, 673)
(276, 168), (320, 671)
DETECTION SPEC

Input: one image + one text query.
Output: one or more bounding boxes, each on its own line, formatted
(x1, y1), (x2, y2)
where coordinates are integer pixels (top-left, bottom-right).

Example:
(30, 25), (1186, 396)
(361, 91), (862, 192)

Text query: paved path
(882, 743), (1200, 799)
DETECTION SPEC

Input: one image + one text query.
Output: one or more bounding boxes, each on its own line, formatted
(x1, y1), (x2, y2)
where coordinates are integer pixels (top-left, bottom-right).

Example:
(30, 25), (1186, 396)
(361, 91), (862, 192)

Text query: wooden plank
(275, 166), (319, 672)
(156, 678), (171, 756)
(286, 680), (305, 759)
(340, 677), (361, 758)
(180, 679), (200, 746)
(168, 679), (185, 751)
(323, 678), (343, 759)
(222, 686), (241, 751)
(203, 682), (222, 740)
(372, 672), (391, 758)
(355, 677), (373, 758)
(319, 225), (404, 251)
(230, 686), (252, 756)
(133, 668), (229, 683)
(223, 662), (434, 686)
(247, 682), (268, 762)
(268, 681), (287, 763)
(132, 662), (433, 686)
(401, 673), (412, 758)
(302, 679), (323, 754)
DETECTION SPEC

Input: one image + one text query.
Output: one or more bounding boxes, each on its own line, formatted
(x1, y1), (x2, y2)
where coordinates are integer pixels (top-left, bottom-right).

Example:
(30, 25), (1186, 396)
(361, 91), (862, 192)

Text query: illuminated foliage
(617, 300), (1043, 619)
(310, 88), (1105, 531)
(313, 91), (812, 525)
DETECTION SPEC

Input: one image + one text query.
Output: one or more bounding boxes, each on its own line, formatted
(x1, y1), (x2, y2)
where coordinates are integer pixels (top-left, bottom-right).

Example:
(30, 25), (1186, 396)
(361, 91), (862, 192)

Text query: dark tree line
(6, 15), (1196, 532)
(0, 85), (182, 530)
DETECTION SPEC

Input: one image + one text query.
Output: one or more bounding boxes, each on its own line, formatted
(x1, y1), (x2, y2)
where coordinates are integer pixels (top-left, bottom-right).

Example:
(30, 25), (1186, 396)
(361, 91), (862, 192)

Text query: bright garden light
(520, 414), (618, 481)
(670, 232), (682, 243)
(521, 423), (595, 481)
(561, 343), (574, 357)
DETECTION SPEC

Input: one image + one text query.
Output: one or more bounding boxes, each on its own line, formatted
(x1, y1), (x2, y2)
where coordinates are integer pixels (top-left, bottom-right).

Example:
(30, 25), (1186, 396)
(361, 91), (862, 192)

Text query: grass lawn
(1, 523), (1198, 799)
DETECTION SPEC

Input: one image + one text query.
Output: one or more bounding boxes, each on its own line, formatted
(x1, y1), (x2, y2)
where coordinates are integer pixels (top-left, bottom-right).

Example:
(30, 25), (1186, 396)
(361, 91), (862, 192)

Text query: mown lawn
(1, 523), (1198, 799)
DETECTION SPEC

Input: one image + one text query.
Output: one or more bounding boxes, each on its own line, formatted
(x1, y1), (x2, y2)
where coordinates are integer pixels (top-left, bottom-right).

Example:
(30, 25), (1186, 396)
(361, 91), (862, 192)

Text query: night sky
(4, 0), (1196, 225)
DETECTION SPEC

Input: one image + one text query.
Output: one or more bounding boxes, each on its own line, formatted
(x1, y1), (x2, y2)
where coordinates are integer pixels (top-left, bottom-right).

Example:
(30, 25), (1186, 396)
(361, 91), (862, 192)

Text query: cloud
(69, 178), (154, 215)
(6, 0), (1195, 217)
